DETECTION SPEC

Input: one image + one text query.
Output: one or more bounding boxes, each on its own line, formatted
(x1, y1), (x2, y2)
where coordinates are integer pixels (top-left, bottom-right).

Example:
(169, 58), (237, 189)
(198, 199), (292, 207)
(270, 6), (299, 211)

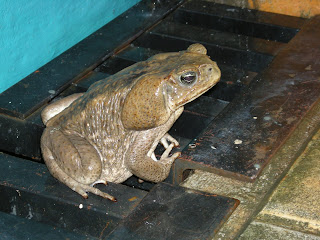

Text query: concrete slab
(257, 130), (320, 235)
(239, 221), (320, 240)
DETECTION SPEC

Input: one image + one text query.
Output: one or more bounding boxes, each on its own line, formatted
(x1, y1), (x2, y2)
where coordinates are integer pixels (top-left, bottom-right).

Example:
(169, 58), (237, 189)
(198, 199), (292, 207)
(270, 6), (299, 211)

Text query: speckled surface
(256, 129), (320, 235)
(181, 99), (320, 239)
(239, 221), (320, 240)
(182, 125), (320, 239)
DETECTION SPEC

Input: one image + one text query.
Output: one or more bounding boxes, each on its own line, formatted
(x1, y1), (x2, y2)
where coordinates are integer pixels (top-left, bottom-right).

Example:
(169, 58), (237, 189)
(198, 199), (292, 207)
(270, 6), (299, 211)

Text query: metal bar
(0, 211), (92, 240)
(151, 19), (286, 56)
(0, 153), (147, 238)
(134, 32), (274, 72)
(175, 0), (305, 42)
(107, 183), (239, 240)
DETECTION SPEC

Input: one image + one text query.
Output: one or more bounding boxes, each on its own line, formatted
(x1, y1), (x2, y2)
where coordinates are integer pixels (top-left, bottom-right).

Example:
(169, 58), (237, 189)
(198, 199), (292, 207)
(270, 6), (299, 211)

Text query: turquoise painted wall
(0, 0), (140, 93)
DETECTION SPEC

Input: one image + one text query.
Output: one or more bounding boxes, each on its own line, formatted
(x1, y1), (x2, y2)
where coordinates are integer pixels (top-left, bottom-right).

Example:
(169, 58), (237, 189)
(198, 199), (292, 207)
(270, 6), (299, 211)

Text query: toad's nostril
(208, 68), (213, 71)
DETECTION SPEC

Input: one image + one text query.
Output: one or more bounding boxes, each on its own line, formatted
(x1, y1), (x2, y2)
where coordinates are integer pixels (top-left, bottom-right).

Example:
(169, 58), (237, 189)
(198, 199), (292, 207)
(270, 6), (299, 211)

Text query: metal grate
(92, 0), (310, 184)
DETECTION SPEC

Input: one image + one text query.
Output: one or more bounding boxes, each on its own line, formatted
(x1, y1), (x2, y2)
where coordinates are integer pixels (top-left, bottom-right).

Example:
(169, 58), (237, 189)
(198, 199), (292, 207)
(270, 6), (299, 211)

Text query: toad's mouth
(186, 78), (220, 104)
(170, 76), (221, 111)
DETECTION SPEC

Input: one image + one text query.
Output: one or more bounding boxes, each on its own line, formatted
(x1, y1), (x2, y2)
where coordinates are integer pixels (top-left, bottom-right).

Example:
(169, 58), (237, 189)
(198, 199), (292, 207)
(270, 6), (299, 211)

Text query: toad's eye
(179, 71), (198, 85)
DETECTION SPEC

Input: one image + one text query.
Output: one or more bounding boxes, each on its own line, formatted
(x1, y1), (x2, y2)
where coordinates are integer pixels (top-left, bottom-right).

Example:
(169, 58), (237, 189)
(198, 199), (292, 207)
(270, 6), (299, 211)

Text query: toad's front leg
(126, 129), (180, 183)
(125, 107), (183, 182)
(149, 133), (179, 161)
(160, 133), (179, 149)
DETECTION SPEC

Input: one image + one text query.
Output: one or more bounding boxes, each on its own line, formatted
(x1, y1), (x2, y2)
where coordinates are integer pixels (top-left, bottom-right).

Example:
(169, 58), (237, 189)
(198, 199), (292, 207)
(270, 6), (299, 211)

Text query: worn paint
(207, 0), (320, 18)
(128, 196), (138, 202)
(248, 0), (320, 18)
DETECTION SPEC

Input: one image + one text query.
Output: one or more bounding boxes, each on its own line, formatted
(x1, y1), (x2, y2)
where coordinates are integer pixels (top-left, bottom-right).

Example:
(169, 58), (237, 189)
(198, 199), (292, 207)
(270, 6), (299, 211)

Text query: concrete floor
(240, 128), (320, 239)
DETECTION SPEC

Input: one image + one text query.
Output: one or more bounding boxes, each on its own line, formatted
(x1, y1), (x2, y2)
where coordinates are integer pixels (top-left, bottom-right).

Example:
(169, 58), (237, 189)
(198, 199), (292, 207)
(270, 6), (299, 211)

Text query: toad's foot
(150, 134), (180, 161)
(75, 183), (117, 202)
(56, 171), (116, 201)
(50, 167), (116, 201)
(160, 142), (181, 163)
(160, 133), (179, 149)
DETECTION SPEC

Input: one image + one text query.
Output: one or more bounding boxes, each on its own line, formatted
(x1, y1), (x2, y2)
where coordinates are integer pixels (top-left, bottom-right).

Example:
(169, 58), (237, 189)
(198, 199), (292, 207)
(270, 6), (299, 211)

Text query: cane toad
(40, 43), (221, 201)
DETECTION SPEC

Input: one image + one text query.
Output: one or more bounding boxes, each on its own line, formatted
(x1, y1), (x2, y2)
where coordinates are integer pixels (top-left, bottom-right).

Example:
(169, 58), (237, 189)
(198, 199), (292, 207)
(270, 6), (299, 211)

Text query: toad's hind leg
(42, 93), (84, 125)
(41, 127), (116, 201)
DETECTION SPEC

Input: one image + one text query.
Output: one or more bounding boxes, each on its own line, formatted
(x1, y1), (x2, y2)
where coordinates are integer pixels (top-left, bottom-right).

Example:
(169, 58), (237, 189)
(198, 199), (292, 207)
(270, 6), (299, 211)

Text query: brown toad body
(40, 44), (221, 201)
